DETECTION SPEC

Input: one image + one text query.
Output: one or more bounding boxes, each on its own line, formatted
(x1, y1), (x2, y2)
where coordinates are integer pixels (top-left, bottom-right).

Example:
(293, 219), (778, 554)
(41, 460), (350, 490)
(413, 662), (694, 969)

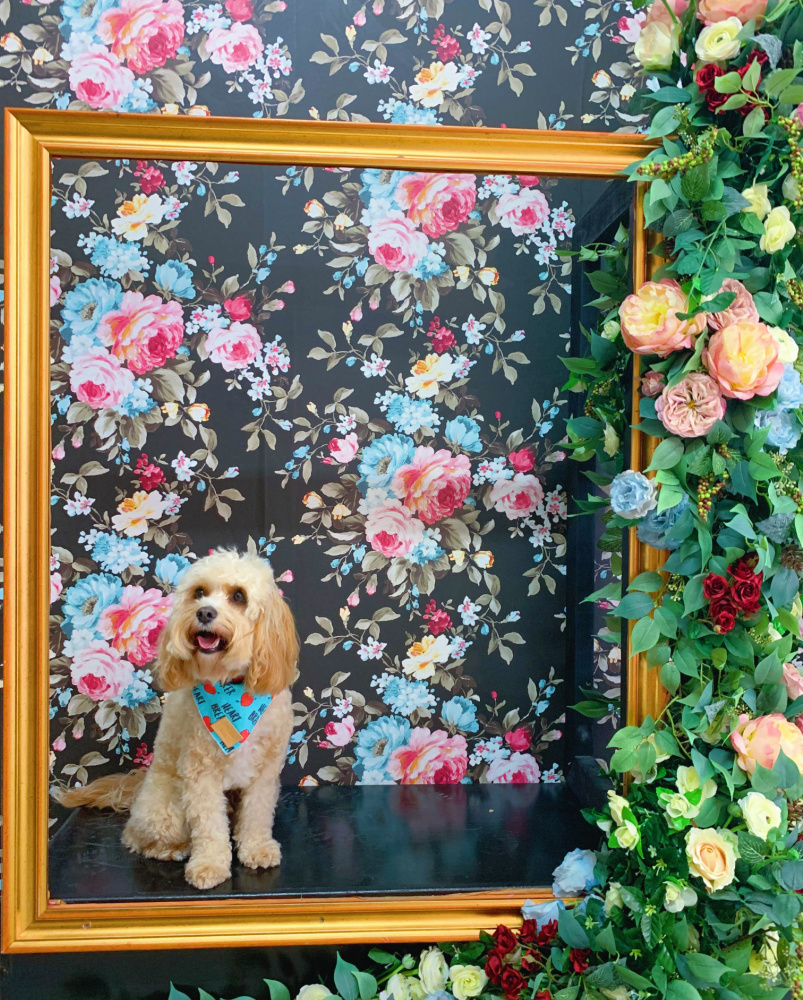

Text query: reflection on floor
(49, 783), (598, 902)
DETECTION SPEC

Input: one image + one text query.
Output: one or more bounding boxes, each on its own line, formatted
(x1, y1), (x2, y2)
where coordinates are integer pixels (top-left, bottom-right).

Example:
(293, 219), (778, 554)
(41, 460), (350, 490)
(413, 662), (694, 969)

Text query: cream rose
(604, 882), (624, 914)
(613, 820), (640, 850)
(686, 827), (738, 892)
(740, 791), (782, 838)
(761, 205), (797, 253)
(770, 327), (800, 364)
(784, 174), (801, 203)
(381, 974), (425, 1000)
(664, 882), (697, 913)
(449, 966), (488, 1000)
(663, 791), (701, 822)
(695, 16), (743, 62)
(634, 20), (679, 70)
(675, 764), (717, 801)
(296, 987), (332, 1000)
(419, 947), (449, 994)
(607, 789), (629, 826)
(742, 183), (772, 221)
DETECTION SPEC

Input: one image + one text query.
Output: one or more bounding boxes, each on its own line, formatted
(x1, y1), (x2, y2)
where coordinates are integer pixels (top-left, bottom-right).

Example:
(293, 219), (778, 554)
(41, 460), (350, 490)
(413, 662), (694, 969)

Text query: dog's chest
(219, 713), (270, 790)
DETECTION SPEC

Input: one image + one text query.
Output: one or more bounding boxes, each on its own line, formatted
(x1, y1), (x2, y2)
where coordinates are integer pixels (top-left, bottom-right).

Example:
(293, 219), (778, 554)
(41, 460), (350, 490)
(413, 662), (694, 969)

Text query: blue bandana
(191, 679), (272, 755)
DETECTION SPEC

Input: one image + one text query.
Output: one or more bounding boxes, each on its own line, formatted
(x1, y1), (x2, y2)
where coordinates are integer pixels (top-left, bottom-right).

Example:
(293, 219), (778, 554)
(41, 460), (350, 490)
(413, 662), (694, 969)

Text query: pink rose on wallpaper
(205, 320), (261, 370)
(206, 22), (264, 73)
(655, 372), (726, 438)
(489, 473), (545, 519)
(68, 44), (134, 109)
(392, 447), (471, 524)
(98, 0), (185, 74)
(98, 291), (184, 375)
(504, 727), (532, 752)
(388, 729), (468, 784)
(225, 0), (254, 20)
(99, 586), (172, 667)
(395, 173), (477, 237)
(486, 752), (541, 783)
(50, 572), (63, 604)
(508, 447), (535, 472)
(496, 188), (549, 236)
(328, 432), (359, 464)
(365, 499), (425, 558)
(223, 294), (252, 321)
(70, 641), (134, 703)
(50, 274), (62, 307)
(69, 349), (136, 410)
(324, 715), (355, 747)
(367, 211), (429, 272)
(617, 12), (645, 41)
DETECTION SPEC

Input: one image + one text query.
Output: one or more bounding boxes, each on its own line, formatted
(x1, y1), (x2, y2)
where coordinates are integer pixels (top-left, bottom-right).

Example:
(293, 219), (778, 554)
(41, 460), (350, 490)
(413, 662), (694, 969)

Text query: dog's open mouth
(194, 631), (227, 654)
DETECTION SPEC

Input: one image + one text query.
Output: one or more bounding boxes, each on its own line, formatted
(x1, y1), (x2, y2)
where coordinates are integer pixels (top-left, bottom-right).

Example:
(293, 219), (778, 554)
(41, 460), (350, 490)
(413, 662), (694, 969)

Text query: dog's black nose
(196, 605), (218, 625)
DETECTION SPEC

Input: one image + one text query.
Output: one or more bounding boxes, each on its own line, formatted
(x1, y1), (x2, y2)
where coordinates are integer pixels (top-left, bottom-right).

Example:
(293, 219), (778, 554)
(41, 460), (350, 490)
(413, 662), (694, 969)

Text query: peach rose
(495, 188), (550, 236)
(324, 715), (355, 747)
(68, 44), (134, 109)
(365, 499), (425, 558)
(328, 432), (359, 464)
(730, 712), (803, 775)
(395, 173), (477, 237)
(70, 640), (134, 702)
(98, 0), (185, 74)
(703, 321), (783, 400)
(367, 211), (429, 272)
(645, 0), (689, 24)
(205, 320), (261, 371)
(69, 349), (135, 410)
(686, 827), (738, 892)
(392, 446), (472, 524)
(655, 372), (727, 438)
(783, 663), (803, 700)
(619, 280), (706, 357)
(489, 473), (545, 519)
(99, 585), (172, 666)
(486, 752), (541, 783)
(206, 22), (263, 73)
(707, 278), (760, 330)
(697, 0), (766, 23)
(98, 291), (184, 375)
(388, 728), (468, 784)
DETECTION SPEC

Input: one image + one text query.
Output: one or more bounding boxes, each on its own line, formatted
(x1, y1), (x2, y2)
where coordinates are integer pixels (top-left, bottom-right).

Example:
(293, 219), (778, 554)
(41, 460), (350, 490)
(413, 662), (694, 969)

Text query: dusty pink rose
(655, 372), (727, 438)
(365, 499), (425, 558)
(496, 188), (550, 236)
(646, 0), (689, 23)
(68, 44), (134, 109)
(388, 728), (468, 784)
(99, 586), (172, 667)
(50, 274), (62, 307)
(50, 572), (63, 604)
(697, 0), (766, 23)
(205, 320), (261, 371)
(98, 291), (184, 375)
(486, 751), (541, 783)
(707, 279), (760, 331)
(783, 663), (803, 700)
(324, 715), (355, 747)
(69, 349), (135, 410)
(70, 640), (134, 702)
(730, 712), (803, 775)
(395, 173), (477, 237)
(392, 446), (472, 524)
(619, 280), (707, 357)
(328, 432), (359, 464)
(206, 22), (264, 73)
(641, 370), (666, 398)
(489, 473), (545, 520)
(703, 321), (783, 400)
(98, 0), (185, 74)
(367, 211), (429, 272)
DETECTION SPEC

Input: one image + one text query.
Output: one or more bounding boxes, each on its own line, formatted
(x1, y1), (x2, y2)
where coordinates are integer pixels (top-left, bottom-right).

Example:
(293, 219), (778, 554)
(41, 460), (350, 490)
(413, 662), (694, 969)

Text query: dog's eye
(231, 588), (247, 605)
(194, 587), (205, 600)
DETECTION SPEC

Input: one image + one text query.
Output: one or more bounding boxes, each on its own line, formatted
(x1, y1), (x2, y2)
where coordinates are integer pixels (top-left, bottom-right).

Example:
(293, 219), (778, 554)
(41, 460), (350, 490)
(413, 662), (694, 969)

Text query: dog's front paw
(238, 837), (282, 870)
(185, 854), (232, 889)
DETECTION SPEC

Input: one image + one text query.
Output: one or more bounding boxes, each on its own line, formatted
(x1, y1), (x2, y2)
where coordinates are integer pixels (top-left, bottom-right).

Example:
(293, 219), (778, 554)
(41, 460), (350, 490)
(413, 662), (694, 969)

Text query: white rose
(600, 989), (630, 1000)
(740, 791), (782, 839)
(663, 791), (701, 822)
(381, 974), (425, 1000)
(607, 790), (629, 826)
(614, 819), (640, 851)
(297, 987), (332, 1000)
(664, 882), (698, 913)
(603, 423), (620, 458)
(602, 319), (620, 341)
(675, 765), (717, 801)
(695, 16), (743, 63)
(419, 948), (449, 994)
(770, 326), (799, 364)
(749, 931), (781, 981)
(604, 882), (624, 915)
(449, 966), (488, 1000)
(634, 20), (680, 70)
(742, 183), (772, 221)
(784, 174), (801, 203)
(761, 205), (797, 254)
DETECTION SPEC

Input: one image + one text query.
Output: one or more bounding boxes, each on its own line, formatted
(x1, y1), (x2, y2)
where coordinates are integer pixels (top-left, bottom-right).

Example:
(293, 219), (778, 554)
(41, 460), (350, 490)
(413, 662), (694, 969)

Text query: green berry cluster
(780, 115), (803, 210)
(638, 128), (718, 182)
(697, 471), (729, 517)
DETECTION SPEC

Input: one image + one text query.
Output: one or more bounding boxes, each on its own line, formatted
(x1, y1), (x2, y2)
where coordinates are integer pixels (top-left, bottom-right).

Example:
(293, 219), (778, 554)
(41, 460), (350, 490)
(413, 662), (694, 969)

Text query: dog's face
(157, 550), (299, 695)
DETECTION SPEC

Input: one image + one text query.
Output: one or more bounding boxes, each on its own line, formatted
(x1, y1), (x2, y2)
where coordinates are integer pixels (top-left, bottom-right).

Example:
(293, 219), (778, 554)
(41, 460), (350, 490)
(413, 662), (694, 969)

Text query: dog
(53, 550), (299, 890)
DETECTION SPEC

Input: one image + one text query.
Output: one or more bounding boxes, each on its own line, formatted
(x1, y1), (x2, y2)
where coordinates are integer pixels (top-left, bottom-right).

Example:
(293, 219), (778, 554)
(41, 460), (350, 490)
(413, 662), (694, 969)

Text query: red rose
(135, 163), (164, 194)
(729, 554), (760, 581)
(436, 34), (461, 61)
(224, 294), (252, 321)
(134, 454), (165, 490)
(429, 326), (456, 354)
(509, 448), (535, 472)
(519, 918), (538, 944)
(536, 920), (558, 947)
(493, 924), (518, 955)
(485, 948), (505, 984)
(225, 0), (253, 19)
(428, 608), (452, 635)
(731, 577), (761, 614)
(505, 727), (532, 752)
(695, 63), (729, 111)
(520, 949), (542, 975)
(703, 573), (729, 600)
(534, 993), (552, 1000)
(500, 967), (527, 1000)
(711, 598), (736, 634)
(569, 948), (591, 974)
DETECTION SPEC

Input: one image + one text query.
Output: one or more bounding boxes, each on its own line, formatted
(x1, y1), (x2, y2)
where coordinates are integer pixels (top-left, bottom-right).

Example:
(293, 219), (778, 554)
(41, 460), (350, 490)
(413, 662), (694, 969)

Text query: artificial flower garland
(171, 0), (803, 995)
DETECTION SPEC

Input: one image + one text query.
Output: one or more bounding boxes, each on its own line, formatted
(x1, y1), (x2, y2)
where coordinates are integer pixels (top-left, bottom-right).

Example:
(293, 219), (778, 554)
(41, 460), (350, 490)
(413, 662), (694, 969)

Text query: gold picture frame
(3, 108), (659, 954)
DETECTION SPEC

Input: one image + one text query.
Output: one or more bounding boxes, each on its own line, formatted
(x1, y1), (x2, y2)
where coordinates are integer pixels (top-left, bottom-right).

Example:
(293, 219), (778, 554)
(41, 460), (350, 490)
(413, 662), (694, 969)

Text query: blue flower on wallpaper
(59, 0), (118, 38)
(61, 573), (123, 637)
(88, 236), (150, 278)
(60, 278), (122, 341)
(444, 416), (483, 454)
(441, 696), (479, 733)
(359, 168), (404, 210)
(354, 716), (412, 781)
(91, 534), (151, 573)
(154, 261), (196, 299)
(408, 532), (446, 566)
(154, 554), (192, 587)
(357, 433), (416, 494)
(377, 99), (440, 126)
(377, 392), (442, 434)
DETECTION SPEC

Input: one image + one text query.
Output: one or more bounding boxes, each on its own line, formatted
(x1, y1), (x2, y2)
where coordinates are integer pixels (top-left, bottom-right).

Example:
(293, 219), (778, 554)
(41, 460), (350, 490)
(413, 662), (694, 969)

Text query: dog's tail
(51, 769), (146, 813)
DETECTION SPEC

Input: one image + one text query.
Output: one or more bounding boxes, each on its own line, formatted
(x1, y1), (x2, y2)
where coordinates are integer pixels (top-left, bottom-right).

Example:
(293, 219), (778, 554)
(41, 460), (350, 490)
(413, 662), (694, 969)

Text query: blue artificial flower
(60, 278), (122, 342)
(777, 364), (803, 412)
(154, 260), (196, 299)
(444, 416), (483, 454)
(756, 408), (801, 452)
(521, 897), (565, 929)
(552, 848), (599, 897)
(61, 573), (123, 637)
(441, 696), (479, 733)
(636, 494), (690, 551)
(354, 716), (411, 780)
(609, 470), (657, 520)
(154, 554), (191, 587)
(357, 433), (416, 495)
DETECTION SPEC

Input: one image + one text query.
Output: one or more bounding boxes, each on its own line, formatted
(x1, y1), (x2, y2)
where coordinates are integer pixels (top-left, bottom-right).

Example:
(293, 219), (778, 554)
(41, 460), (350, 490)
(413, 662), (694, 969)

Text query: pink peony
(388, 728), (468, 784)
(70, 640), (134, 702)
(392, 446), (472, 525)
(99, 586), (172, 667)
(508, 448), (535, 472)
(619, 280), (707, 357)
(489, 473), (545, 520)
(328, 432), (359, 464)
(98, 0), (185, 74)
(69, 349), (135, 410)
(324, 715), (355, 747)
(98, 291), (184, 375)
(783, 663), (803, 701)
(367, 211), (429, 272)
(206, 22), (264, 73)
(655, 372), (727, 438)
(496, 188), (550, 236)
(395, 173), (477, 237)
(365, 499), (425, 558)
(707, 278), (760, 331)
(696, 0), (766, 22)
(68, 44), (134, 109)
(205, 320), (261, 371)
(703, 321), (783, 400)
(486, 752), (541, 783)
(730, 712), (803, 775)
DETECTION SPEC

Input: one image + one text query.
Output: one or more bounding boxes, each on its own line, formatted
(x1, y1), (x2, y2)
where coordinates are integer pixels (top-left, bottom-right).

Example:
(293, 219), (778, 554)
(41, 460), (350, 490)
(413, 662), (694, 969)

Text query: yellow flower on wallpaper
(111, 193), (166, 241)
(111, 491), (169, 537)
(409, 60), (460, 107)
(402, 634), (452, 679)
(405, 353), (456, 398)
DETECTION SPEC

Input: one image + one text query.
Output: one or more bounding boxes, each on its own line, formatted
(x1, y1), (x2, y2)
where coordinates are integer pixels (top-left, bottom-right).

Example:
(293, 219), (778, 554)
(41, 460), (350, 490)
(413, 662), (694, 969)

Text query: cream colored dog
(53, 550), (299, 890)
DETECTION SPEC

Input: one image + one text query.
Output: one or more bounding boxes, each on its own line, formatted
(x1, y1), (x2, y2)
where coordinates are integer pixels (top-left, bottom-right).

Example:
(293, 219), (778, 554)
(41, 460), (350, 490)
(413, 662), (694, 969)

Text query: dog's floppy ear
(155, 613), (196, 692)
(247, 588), (299, 695)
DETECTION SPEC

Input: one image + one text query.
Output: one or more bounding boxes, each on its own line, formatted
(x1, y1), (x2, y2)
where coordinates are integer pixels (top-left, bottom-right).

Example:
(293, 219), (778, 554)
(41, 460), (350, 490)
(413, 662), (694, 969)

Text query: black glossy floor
(48, 782), (598, 901)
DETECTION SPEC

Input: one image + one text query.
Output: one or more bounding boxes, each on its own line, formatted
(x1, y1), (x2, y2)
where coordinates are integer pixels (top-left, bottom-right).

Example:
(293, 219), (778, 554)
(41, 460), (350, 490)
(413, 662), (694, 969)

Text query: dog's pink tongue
(197, 634), (219, 651)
